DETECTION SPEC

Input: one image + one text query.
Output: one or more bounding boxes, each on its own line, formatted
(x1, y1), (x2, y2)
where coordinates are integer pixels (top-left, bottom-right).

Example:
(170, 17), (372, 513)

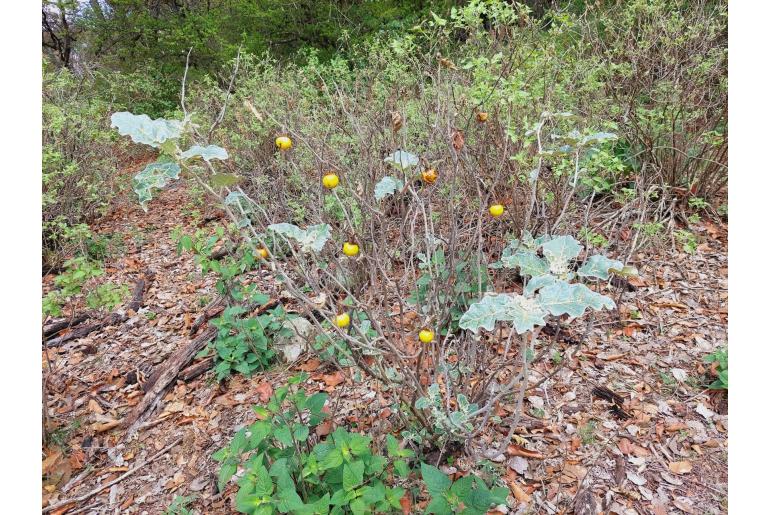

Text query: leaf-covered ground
(42, 164), (727, 514)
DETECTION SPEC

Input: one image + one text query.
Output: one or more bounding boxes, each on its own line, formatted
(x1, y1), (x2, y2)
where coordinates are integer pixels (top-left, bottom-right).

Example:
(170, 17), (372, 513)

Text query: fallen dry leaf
(451, 129), (465, 151)
(668, 460), (693, 474)
(399, 492), (412, 514)
(322, 371), (345, 388)
(506, 443), (544, 459)
(297, 358), (321, 372)
(255, 382), (274, 403)
(316, 420), (333, 436)
(509, 480), (531, 503)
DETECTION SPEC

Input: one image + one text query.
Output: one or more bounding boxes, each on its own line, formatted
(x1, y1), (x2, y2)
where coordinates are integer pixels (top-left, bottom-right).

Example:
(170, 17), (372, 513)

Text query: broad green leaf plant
(213, 374), (411, 514)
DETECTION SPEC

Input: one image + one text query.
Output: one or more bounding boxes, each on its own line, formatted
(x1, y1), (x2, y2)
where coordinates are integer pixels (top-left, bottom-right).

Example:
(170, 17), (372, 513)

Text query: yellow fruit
(422, 168), (438, 184)
(476, 111), (489, 122)
(335, 312), (351, 328)
(323, 173), (340, 189)
(256, 247), (269, 259)
(489, 204), (505, 217)
(275, 136), (292, 150)
(419, 329), (434, 344)
(342, 242), (360, 257)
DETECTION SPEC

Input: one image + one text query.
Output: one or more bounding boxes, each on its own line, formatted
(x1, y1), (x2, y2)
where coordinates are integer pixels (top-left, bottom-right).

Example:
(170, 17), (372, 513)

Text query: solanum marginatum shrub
(110, 1), (639, 462)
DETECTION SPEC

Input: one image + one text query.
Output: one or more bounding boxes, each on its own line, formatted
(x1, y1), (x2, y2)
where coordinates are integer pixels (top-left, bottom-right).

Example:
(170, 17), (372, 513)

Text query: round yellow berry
(342, 242), (360, 257)
(335, 312), (351, 328)
(256, 247), (269, 259)
(489, 204), (505, 217)
(275, 136), (292, 151)
(322, 173), (340, 189)
(419, 329), (434, 344)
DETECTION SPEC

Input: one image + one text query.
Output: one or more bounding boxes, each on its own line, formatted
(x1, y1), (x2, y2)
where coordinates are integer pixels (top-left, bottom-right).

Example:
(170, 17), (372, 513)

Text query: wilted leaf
(211, 174), (241, 188)
(452, 129), (465, 151)
(384, 150), (419, 171)
(132, 161), (181, 211)
(391, 111), (403, 133)
(268, 223), (331, 252)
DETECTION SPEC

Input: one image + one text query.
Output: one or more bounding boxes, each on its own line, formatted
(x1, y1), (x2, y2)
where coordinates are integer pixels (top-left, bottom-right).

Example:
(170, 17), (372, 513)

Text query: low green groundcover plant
(704, 347), (728, 390)
(420, 463), (508, 515)
(213, 375), (411, 514)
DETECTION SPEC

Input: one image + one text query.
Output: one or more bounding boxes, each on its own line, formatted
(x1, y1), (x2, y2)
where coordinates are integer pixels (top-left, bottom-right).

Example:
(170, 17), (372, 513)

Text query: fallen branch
(179, 356), (214, 382)
(123, 326), (217, 436)
(123, 297), (281, 436)
(45, 275), (152, 348)
(42, 436), (182, 513)
(189, 295), (226, 336)
(43, 314), (90, 339)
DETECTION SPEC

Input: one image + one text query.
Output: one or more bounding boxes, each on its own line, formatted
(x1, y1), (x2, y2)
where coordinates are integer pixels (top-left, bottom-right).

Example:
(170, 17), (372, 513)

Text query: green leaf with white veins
(132, 161), (181, 211)
(383, 150), (419, 171)
(374, 176), (404, 201)
(524, 274), (558, 296)
(578, 255), (624, 280)
(180, 144), (229, 162)
(501, 249), (549, 277)
(542, 235), (583, 275)
(111, 111), (184, 148)
(459, 293), (546, 334)
(537, 280), (615, 318)
(268, 223), (331, 252)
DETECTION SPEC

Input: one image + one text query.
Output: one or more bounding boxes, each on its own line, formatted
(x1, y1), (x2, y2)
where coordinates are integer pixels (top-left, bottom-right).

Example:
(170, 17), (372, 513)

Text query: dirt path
(42, 161), (728, 514)
(42, 159), (242, 513)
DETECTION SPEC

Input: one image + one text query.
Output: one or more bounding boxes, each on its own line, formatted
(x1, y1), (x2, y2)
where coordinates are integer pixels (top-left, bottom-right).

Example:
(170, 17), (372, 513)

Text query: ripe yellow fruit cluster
(277, 137), (495, 346)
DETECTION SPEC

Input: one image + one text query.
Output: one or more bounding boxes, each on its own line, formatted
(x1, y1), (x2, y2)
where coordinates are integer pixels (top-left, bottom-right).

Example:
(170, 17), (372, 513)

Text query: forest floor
(42, 158), (728, 515)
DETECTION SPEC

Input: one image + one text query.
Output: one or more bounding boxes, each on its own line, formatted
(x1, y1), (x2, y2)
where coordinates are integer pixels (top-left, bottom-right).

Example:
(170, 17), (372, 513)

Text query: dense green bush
(585, 0), (728, 197)
(42, 60), (120, 269)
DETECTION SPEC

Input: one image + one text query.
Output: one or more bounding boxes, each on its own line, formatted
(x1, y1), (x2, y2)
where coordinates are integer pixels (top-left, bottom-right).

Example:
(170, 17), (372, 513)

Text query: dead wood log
(123, 325), (217, 436)
(45, 275), (152, 348)
(179, 357), (215, 382)
(189, 296), (226, 336)
(43, 314), (90, 339)
(124, 298), (282, 436)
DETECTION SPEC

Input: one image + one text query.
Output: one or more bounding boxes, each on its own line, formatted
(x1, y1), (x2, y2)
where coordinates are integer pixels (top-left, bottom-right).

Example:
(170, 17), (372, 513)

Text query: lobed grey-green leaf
(374, 176), (404, 201)
(111, 111), (184, 148)
(578, 254), (624, 280)
(180, 144), (229, 162)
(537, 280), (615, 318)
